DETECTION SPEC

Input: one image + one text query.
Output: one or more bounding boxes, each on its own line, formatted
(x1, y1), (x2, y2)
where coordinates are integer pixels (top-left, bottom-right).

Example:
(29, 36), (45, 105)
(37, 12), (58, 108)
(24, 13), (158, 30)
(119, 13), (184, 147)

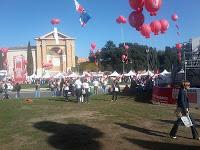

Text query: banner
(13, 56), (26, 83)
(152, 86), (200, 104)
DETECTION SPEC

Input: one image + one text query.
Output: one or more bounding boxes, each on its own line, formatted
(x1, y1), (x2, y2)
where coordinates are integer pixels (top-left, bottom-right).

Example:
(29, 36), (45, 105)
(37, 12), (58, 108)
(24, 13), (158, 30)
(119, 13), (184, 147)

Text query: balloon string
(120, 24), (125, 46)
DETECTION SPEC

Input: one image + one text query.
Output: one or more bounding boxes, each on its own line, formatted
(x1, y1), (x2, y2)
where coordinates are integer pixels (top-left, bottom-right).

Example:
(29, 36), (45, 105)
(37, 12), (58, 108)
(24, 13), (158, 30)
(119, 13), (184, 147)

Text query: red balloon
(160, 19), (169, 33)
(144, 0), (162, 16)
(150, 20), (161, 35)
(124, 45), (129, 50)
(51, 18), (60, 25)
(128, 11), (144, 30)
(140, 24), (151, 38)
(171, 13), (178, 21)
(118, 16), (127, 24)
(121, 55), (126, 61)
(176, 43), (182, 50)
(91, 43), (96, 50)
(116, 18), (121, 24)
(129, 0), (144, 12)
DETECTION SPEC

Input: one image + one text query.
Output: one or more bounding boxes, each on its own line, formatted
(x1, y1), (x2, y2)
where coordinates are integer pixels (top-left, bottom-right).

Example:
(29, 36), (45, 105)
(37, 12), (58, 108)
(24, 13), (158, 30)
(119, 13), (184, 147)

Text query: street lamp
(130, 59), (133, 71)
(146, 48), (150, 76)
(122, 60), (125, 75)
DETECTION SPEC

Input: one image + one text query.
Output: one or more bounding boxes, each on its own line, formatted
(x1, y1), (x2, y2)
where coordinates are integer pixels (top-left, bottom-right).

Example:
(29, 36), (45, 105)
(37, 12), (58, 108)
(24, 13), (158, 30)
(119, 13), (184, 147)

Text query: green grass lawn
(0, 94), (200, 150)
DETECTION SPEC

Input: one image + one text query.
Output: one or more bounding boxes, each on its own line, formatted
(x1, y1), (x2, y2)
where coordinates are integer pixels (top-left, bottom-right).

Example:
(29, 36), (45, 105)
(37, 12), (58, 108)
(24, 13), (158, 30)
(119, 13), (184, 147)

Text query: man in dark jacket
(170, 81), (199, 140)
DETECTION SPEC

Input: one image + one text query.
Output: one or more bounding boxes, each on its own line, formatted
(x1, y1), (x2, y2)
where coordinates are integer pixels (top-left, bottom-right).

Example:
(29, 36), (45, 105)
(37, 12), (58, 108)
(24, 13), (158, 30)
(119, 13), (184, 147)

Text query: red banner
(153, 86), (198, 104)
(13, 56), (26, 83)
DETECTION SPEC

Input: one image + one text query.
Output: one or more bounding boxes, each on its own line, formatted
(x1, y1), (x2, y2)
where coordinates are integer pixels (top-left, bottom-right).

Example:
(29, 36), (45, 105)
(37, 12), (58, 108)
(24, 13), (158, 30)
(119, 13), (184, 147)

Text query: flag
(80, 11), (91, 27)
(73, 0), (91, 27)
(74, 0), (85, 13)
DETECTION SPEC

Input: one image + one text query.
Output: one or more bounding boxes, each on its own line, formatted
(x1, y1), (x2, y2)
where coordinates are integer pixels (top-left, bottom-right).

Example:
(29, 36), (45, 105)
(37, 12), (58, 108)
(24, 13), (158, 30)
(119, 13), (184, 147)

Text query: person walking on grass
(34, 81), (40, 98)
(170, 81), (200, 140)
(111, 81), (120, 102)
(15, 82), (21, 99)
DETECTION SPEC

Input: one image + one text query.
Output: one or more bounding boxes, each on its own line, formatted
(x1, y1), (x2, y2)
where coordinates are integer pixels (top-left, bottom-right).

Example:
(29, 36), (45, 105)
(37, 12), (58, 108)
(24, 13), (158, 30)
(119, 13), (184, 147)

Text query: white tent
(30, 73), (40, 79)
(124, 70), (136, 76)
(108, 71), (120, 77)
(178, 69), (184, 74)
(160, 69), (171, 76)
(140, 70), (154, 76)
(42, 72), (51, 79)
(54, 72), (65, 78)
(67, 72), (78, 78)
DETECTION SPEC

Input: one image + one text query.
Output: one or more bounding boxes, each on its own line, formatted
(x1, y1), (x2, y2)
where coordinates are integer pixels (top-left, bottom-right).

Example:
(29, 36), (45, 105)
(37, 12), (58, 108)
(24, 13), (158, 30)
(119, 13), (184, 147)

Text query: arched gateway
(35, 30), (75, 75)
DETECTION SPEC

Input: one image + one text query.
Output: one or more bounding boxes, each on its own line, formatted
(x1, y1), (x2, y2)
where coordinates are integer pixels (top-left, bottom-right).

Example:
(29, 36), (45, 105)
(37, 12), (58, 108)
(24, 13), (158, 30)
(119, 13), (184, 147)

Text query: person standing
(170, 81), (200, 140)
(102, 79), (108, 93)
(35, 81), (40, 98)
(75, 78), (82, 103)
(111, 81), (120, 101)
(15, 83), (21, 99)
(63, 81), (70, 102)
(82, 79), (90, 103)
(93, 79), (99, 95)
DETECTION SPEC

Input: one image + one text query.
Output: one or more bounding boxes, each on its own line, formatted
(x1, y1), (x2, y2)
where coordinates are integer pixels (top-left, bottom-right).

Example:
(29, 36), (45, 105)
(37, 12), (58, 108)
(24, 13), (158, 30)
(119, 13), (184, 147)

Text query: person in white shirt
(63, 81), (70, 101)
(102, 79), (108, 93)
(93, 80), (99, 95)
(75, 78), (82, 102)
(82, 79), (90, 103)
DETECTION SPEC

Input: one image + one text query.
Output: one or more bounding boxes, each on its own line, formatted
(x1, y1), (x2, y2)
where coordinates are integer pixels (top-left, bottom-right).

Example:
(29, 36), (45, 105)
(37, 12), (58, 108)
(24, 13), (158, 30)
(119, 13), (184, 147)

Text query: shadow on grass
(34, 121), (103, 150)
(124, 137), (200, 150)
(116, 122), (193, 140)
(115, 123), (166, 137)
(159, 119), (200, 128)
(48, 97), (78, 103)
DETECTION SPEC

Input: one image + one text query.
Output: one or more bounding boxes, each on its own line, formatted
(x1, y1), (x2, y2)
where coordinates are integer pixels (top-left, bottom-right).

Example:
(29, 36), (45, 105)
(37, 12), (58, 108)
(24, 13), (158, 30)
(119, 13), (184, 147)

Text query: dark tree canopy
(27, 41), (34, 76)
(88, 40), (181, 73)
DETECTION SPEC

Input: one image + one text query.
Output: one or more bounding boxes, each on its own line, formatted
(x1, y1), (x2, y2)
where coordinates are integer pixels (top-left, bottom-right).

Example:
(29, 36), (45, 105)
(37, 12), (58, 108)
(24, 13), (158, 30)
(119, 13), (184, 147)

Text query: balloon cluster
(116, 15), (127, 24)
(128, 0), (169, 38)
(0, 48), (8, 70)
(171, 13), (181, 63)
(121, 54), (128, 64)
(42, 61), (53, 69)
(176, 43), (182, 63)
(89, 42), (99, 65)
(0, 48), (8, 53)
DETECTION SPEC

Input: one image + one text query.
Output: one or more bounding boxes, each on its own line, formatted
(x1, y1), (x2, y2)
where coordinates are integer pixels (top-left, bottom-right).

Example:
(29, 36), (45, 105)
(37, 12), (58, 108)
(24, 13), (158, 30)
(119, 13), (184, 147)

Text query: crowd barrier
(152, 86), (200, 105)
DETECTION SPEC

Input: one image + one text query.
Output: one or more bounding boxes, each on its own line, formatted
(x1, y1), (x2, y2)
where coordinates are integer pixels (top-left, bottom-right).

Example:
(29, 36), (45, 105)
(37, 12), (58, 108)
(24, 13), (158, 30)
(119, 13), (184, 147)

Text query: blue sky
(0, 0), (200, 57)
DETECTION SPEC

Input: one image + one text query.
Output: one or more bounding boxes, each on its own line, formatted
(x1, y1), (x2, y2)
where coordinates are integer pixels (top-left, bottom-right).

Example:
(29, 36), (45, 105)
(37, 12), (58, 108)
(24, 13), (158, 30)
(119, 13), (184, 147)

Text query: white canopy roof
(67, 72), (78, 78)
(30, 73), (40, 79)
(109, 71), (120, 77)
(160, 69), (171, 76)
(124, 70), (136, 76)
(178, 69), (184, 74)
(42, 72), (51, 79)
(54, 72), (65, 78)
(140, 70), (154, 76)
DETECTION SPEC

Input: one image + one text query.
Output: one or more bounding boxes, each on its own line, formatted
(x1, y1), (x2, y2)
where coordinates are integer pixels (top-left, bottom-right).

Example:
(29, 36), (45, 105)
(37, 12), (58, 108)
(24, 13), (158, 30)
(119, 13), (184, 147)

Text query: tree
(0, 51), (3, 70)
(27, 41), (34, 76)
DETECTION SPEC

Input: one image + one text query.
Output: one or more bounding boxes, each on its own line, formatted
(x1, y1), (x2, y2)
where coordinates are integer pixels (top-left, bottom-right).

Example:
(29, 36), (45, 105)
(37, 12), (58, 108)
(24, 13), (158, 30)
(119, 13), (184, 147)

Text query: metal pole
(123, 61), (124, 75)
(146, 48), (149, 76)
(184, 52), (187, 81)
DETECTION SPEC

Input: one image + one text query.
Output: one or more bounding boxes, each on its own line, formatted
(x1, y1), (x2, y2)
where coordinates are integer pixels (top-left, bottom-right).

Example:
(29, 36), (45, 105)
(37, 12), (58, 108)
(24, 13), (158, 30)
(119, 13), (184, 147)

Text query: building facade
(35, 30), (76, 76)
(5, 30), (75, 77)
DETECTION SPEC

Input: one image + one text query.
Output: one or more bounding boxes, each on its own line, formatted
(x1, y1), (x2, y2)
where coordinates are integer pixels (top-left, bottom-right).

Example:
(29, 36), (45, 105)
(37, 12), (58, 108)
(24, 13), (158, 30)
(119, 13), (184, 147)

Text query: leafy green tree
(27, 41), (34, 76)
